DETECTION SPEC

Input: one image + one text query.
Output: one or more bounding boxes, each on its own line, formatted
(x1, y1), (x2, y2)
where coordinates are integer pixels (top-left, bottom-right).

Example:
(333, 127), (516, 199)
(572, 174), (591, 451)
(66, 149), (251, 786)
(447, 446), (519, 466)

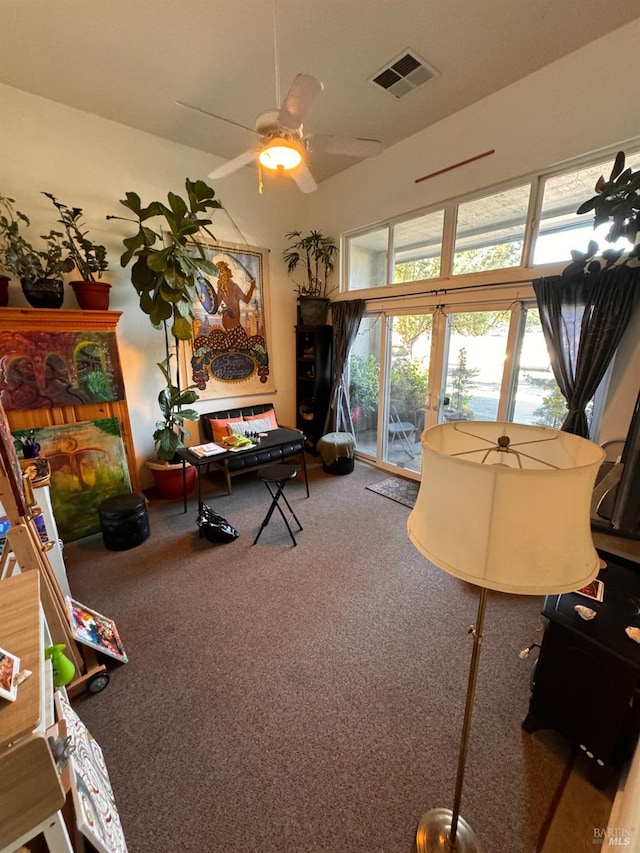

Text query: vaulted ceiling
(2, 1), (639, 185)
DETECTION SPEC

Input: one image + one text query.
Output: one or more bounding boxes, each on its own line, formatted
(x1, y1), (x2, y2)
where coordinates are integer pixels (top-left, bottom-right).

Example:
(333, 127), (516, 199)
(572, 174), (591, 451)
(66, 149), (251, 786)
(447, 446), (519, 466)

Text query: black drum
(98, 493), (150, 551)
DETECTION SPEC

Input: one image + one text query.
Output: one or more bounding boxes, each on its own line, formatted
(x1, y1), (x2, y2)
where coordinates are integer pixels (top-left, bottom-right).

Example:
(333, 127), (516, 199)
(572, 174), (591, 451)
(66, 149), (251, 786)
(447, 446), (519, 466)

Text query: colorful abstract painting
(55, 691), (128, 853)
(186, 240), (275, 399)
(67, 597), (129, 662)
(0, 329), (125, 411)
(12, 418), (131, 541)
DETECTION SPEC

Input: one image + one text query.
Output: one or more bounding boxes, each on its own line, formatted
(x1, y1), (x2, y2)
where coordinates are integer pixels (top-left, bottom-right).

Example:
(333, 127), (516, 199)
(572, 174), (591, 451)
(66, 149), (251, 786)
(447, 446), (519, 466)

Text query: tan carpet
(62, 458), (607, 853)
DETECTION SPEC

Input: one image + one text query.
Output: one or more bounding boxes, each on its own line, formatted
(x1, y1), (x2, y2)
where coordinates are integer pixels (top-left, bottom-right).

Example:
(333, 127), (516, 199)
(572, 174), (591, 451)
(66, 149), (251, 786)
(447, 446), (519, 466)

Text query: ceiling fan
(177, 73), (383, 193)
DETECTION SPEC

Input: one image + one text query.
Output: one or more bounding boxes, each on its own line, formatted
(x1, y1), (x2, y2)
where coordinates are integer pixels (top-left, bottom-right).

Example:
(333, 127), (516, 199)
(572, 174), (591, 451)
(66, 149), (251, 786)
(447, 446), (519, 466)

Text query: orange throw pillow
(209, 418), (244, 442)
(245, 409), (278, 430)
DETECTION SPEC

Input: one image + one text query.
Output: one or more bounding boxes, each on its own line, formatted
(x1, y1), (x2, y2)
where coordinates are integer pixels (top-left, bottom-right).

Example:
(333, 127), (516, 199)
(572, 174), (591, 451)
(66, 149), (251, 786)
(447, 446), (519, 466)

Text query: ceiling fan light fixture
(258, 137), (303, 171)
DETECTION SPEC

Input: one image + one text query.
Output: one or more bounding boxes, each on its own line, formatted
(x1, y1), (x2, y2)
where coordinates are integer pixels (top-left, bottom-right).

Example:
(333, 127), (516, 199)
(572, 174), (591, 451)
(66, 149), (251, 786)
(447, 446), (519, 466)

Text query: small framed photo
(67, 598), (129, 663)
(0, 646), (21, 702)
(576, 578), (604, 603)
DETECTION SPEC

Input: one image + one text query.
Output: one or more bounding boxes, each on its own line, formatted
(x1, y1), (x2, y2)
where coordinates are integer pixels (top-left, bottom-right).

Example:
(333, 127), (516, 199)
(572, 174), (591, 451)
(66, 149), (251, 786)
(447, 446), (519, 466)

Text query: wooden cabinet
(295, 325), (333, 453)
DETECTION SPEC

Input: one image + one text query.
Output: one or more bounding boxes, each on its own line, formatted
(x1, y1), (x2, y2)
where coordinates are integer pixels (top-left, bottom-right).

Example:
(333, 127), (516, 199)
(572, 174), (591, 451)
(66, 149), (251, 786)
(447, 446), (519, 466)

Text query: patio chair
(388, 404), (417, 458)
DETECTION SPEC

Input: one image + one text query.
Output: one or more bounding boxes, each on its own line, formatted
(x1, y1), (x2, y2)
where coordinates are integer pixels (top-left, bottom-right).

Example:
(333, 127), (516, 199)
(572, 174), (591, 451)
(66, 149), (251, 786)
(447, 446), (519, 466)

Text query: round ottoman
(98, 493), (150, 551)
(317, 432), (355, 475)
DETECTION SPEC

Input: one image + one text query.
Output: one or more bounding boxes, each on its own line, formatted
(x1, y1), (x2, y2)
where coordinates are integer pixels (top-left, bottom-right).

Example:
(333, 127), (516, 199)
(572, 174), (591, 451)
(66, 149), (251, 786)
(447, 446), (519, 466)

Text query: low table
(523, 550), (640, 787)
(177, 427), (308, 512)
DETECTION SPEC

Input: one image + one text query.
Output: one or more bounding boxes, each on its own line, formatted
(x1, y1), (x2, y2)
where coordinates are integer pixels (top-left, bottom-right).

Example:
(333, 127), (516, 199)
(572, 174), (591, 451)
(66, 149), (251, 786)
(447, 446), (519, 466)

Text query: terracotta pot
(0, 275), (9, 307)
(21, 277), (64, 309)
(146, 459), (196, 500)
(71, 279), (111, 310)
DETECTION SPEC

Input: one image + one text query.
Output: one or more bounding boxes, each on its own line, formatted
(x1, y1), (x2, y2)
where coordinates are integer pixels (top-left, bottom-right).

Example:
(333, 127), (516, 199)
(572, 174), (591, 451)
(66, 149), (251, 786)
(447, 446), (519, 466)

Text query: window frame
(341, 141), (640, 297)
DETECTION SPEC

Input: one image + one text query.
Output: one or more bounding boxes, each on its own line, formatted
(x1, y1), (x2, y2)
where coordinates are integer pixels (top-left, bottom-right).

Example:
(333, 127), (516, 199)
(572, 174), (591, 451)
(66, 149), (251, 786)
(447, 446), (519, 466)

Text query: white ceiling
(2, 1), (639, 186)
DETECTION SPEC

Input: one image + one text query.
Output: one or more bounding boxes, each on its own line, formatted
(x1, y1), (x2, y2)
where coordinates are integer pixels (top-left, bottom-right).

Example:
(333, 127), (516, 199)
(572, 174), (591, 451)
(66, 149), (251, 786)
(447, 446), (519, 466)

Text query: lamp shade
(407, 422), (605, 595)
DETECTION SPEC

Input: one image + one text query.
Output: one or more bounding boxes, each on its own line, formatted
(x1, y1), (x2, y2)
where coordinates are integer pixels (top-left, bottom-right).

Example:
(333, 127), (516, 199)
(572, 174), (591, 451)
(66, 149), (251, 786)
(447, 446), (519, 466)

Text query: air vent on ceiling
(369, 50), (439, 99)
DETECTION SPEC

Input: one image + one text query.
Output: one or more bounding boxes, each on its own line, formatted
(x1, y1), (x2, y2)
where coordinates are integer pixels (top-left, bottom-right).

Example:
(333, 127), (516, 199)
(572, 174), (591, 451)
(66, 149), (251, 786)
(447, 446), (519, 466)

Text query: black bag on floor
(197, 504), (239, 543)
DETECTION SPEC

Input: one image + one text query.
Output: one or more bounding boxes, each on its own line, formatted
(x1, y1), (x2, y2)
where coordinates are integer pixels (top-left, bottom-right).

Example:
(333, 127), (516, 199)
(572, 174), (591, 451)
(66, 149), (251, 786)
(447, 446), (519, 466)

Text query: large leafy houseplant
(110, 179), (222, 483)
(563, 150), (640, 276)
(153, 357), (200, 462)
(109, 178), (221, 340)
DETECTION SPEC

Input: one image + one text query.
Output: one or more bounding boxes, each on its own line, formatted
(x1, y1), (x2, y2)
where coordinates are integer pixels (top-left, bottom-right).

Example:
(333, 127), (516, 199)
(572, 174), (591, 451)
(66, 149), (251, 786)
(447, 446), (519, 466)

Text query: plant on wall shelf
(44, 192), (108, 281)
(283, 230), (338, 297)
(0, 194), (74, 284)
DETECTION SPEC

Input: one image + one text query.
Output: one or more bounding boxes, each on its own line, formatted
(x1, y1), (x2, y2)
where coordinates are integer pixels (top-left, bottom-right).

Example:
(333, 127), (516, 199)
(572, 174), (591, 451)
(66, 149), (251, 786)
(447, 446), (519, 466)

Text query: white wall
(1, 17), (639, 490)
(312, 19), (640, 443)
(0, 82), (306, 486)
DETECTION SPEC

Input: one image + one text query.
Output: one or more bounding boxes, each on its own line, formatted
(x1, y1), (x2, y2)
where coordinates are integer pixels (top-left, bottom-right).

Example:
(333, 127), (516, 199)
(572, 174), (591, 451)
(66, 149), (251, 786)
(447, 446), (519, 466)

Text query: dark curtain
(533, 265), (640, 438)
(323, 300), (366, 434)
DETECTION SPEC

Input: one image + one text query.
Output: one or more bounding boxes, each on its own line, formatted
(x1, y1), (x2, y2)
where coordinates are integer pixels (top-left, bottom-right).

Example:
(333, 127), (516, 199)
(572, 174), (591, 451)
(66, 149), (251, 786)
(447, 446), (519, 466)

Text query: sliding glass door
(349, 301), (567, 478)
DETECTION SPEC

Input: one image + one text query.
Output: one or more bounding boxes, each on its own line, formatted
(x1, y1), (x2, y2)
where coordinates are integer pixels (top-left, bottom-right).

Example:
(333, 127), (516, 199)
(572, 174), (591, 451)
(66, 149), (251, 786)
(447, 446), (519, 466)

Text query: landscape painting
(12, 418), (131, 541)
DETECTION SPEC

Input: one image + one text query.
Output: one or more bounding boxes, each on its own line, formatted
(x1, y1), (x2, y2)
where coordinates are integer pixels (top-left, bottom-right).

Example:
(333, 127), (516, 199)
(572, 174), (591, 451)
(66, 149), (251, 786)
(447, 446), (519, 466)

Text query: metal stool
(253, 464), (303, 547)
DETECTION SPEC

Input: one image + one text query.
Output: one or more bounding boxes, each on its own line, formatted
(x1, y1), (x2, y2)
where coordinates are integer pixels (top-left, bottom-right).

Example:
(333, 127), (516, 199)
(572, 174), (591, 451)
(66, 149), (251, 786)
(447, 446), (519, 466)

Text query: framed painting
(11, 418), (131, 542)
(185, 239), (276, 399)
(0, 329), (125, 412)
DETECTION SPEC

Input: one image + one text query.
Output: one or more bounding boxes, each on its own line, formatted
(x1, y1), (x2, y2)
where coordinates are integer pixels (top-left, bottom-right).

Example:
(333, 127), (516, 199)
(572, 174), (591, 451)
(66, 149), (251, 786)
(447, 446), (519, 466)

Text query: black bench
(199, 404), (308, 495)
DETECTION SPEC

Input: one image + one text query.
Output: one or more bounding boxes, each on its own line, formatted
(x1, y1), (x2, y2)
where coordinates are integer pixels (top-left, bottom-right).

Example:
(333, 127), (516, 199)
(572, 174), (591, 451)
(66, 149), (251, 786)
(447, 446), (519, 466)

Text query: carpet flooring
(367, 475), (419, 508)
(61, 458), (607, 853)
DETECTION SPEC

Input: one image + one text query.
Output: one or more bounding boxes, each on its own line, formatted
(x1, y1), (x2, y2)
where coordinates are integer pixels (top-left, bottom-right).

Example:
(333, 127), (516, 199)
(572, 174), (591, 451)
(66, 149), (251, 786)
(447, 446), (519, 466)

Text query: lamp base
(416, 808), (482, 852)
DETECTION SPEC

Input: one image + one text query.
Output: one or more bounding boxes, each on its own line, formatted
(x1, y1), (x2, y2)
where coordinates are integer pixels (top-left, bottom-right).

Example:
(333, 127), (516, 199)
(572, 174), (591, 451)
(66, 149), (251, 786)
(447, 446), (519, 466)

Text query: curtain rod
(337, 276), (537, 305)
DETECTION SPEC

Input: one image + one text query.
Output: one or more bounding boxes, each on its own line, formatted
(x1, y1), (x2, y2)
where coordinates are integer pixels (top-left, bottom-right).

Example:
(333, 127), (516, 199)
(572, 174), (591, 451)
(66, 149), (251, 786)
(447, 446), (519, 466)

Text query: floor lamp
(407, 421), (605, 853)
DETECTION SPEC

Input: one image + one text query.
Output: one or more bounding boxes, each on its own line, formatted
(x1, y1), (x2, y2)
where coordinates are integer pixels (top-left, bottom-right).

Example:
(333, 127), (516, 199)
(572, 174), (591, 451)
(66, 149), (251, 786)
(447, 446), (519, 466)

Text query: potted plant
(109, 178), (222, 495)
(43, 192), (111, 310)
(108, 177), (221, 340)
(145, 357), (200, 498)
(563, 150), (640, 276)
(0, 194), (74, 308)
(283, 229), (338, 325)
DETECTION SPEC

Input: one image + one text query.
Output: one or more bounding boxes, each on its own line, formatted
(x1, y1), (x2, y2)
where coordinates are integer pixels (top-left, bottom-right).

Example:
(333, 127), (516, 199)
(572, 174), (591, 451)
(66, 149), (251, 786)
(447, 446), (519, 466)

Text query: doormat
(366, 477), (419, 508)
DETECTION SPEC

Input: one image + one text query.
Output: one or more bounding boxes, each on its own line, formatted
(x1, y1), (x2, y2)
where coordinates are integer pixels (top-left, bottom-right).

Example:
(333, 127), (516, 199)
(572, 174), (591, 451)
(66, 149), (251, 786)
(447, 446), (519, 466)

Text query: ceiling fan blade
(278, 74), (324, 128)
(309, 134), (383, 158)
(290, 162), (317, 194)
(208, 149), (256, 179)
(175, 100), (257, 135)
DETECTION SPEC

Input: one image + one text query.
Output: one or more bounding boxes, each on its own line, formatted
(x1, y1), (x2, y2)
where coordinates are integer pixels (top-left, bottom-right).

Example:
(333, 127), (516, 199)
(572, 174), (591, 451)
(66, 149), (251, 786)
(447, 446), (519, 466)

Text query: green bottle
(45, 644), (76, 688)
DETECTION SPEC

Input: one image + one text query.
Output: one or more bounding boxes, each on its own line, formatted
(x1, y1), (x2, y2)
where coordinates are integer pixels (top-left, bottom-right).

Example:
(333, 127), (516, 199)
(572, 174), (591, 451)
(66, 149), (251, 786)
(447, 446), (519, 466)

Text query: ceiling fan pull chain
(273, 0), (281, 107)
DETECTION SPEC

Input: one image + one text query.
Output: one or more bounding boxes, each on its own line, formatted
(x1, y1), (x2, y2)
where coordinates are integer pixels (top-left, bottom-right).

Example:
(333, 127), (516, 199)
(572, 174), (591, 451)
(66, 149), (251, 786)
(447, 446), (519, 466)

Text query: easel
(0, 451), (107, 697)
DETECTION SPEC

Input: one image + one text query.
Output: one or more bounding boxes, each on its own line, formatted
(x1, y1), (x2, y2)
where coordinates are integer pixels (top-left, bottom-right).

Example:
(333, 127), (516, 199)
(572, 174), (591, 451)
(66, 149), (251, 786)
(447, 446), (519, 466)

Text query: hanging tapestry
(186, 240), (275, 398)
